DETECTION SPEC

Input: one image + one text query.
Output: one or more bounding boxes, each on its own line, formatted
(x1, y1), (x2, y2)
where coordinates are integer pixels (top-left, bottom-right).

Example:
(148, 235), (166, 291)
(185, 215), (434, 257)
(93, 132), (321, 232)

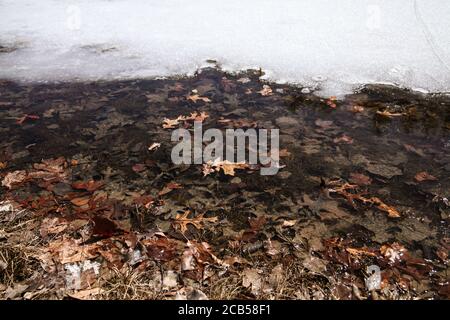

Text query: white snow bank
(1, 0), (450, 95)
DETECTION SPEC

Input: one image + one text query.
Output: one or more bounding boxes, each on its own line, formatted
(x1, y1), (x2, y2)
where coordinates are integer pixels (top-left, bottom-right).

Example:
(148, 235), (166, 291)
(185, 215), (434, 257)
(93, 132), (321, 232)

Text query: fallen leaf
(414, 171), (437, 182)
(70, 197), (90, 207)
(92, 216), (122, 238)
(40, 217), (68, 237)
(326, 96), (337, 108)
(1, 170), (27, 189)
(145, 236), (177, 262)
(349, 173), (372, 186)
(281, 219), (297, 227)
(376, 110), (404, 118)
(0, 162), (7, 170)
(173, 211), (218, 234)
(380, 242), (407, 264)
(257, 85), (273, 96)
(16, 114), (40, 125)
(44, 238), (100, 264)
(162, 117), (182, 129)
(187, 93), (211, 103)
(237, 77), (251, 83)
(334, 134), (353, 144)
(203, 158), (249, 176)
(351, 105), (364, 113)
(148, 142), (161, 151)
(373, 197), (401, 218)
(346, 247), (377, 257)
(72, 180), (104, 192)
(132, 163), (146, 173)
(315, 119), (333, 129)
(242, 268), (263, 296)
(158, 182), (182, 196)
(67, 288), (102, 300)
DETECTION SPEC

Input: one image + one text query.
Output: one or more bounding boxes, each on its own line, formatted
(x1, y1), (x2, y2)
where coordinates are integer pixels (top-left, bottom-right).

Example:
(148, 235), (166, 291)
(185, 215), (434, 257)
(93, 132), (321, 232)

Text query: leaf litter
(0, 68), (448, 300)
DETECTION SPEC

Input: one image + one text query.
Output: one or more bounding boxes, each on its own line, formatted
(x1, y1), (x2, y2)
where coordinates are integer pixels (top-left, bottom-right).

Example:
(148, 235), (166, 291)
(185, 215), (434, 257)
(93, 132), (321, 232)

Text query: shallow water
(0, 68), (449, 299)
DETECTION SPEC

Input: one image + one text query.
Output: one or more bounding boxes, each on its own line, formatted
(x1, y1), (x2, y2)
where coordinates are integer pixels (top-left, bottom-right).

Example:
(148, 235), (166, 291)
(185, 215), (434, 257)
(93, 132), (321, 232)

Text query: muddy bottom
(0, 68), (449, 300)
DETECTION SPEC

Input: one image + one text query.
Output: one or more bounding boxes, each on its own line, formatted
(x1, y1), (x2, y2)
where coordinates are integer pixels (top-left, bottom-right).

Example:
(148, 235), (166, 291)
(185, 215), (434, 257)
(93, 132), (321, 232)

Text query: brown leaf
(315, 119), (333, 129)
(67, 288), (102, 300)
(162, 117), (182, 129)
(376, 110), (404, 118)
(44, 238), (100, 264)
(414, 171), (437, 182)
(40, 217), (68, 237)
(72, 180), (104, 192)
(187, 93), (211, 103)
(148, 142), (161, 151)
(158, 182), (183, 196)
(349, 173), (372, 186)
(70, 197), (91, 207)
(373, 198), (401, 218)
(257, 85), (273, 96)
(333, 134), (353, 144)
(145, 236), (178, 262)
(173, 211), (218, 234)
(346, 247), (377, 257)
(1, 170), (27, 189)
(380, 242), (407, 264)
(132, 163), (146, 173)
(92, 216), (122, 238)
(203, 159), (249, 176)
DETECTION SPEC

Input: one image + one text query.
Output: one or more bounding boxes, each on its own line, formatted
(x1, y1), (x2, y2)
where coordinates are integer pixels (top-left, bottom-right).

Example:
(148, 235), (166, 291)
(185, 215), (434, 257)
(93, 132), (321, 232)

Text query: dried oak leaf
(203, 159), (249, 176)
(173, 210), (218, 234)
(187, 93), (211, 103)
(162, 117), (183, 129)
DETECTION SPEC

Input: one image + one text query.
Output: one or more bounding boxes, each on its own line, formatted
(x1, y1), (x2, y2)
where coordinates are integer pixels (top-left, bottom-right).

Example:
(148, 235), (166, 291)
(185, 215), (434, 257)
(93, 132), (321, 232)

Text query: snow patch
(1, 0), (450, 95)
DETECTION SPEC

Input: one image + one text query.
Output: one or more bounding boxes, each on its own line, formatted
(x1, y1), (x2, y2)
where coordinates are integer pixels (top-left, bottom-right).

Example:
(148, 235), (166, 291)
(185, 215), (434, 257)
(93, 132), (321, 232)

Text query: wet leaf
(92, 216), (122, 238)
(203, 158), (249, 176)
(333, 134), (353, 144)
(414, 171), (437, 182)
(158, 182), (182, 196)
(1, 170), (27, 189)
(72, 180), (104, 192)
(349, 173), (372, 186)
(187, 91), (211, 103)
(70, 197), (90, 207)
(148, 142), (161, 151)
(145, 236), (177, 262)
(132, 163), (146, 173)
(257, 85), (273, 96)
(380, 242), (407, 264)
(173, 211), (218, 234)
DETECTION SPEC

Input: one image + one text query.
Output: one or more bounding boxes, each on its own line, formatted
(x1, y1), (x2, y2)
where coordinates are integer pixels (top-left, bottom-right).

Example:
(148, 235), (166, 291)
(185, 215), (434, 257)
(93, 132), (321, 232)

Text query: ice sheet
(1, 0), (450, 95)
